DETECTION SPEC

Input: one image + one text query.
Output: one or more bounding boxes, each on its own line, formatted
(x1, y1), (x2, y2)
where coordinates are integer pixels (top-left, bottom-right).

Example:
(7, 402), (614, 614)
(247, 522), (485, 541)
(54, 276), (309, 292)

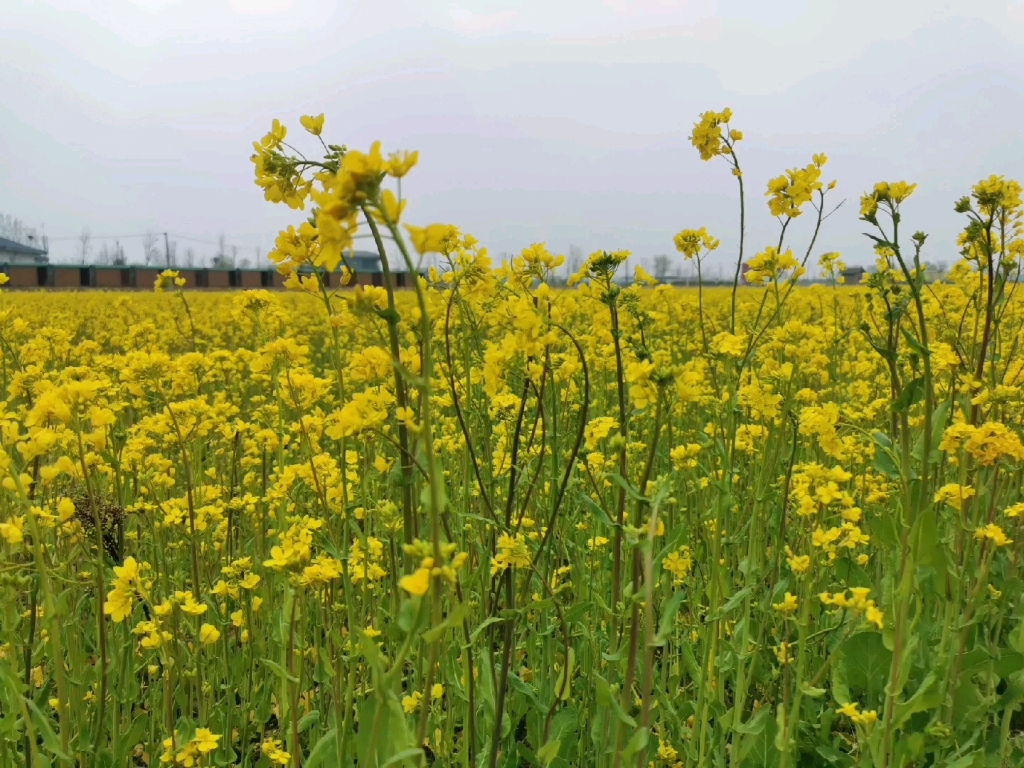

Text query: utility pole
(164, 232), (171, 267)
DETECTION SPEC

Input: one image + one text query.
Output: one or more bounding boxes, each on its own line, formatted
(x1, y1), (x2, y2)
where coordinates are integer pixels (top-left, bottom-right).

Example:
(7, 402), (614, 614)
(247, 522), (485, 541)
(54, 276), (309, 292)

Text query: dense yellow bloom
(402, 690), (423, 714)
(934, 483), (975, 511)
(975, 524), (1013, 547)
(104, 557), (148, 623)
(786, 548), (811, 575)
(406, 223), (459, 255)
(161, 728), (221, 767)
(690, 108), (735, 161)
(663, 546), (693, 585)
(711, 331), (746, 358)
(861, 180), (917, 220)
(838, 701), (878, 727)
(744, 246), (803, 286)
(2, 115), (1023, 767)
(490, 533), (531, 575)
(261, 739), (291, 766)
(765, 155), (827, 219)
(673, 227), (720, 260)
(0, 515), (24, 545)
(199, 624), (221, 645)
(399, 567), (431, 596)
(772, 592), (799, 615)
(299, 113), (324, 135)
(820, 589), (884, 629)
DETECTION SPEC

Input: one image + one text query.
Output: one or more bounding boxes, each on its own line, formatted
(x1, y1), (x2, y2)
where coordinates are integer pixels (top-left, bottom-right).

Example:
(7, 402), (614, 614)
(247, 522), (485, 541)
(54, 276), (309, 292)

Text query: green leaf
(866, 337), (897, 364)
(871, 431), (903, 482)
(734, 705), (771, 735)
(621, 727), (649, 759)
(381, 748), (424, 767)
(462, 513), (501, 528)
(912, 400), (949, 463)
(297, 709), (320, 733)
(799, 683), (826, 699)
(909, 508), (943, 570)
(507, 672), (541, 709)
(892, 377), (924, 413)
(841, 633), (893, 707)
(397, 597), (419, 634)
(553, 647), (575, 701)
(654, 592), (687, 646)
(549, 706), (578, 742)
(537, 739), (561, 766)
(943, 751), (983, 768)
(831, 651), (851, 706)
(594, 673), (636, 728)
(681, 642), (702, 687)
(892, 672), (940, 732)
(900, 328), (928, 358)
(468, 615), (506, 645)
(26, 698), (71, 762)
(261, 658), (299, 684)
(605, 472), (647, 502)
(814, 744), (855, 767)
(580, 494), (619, 529)
(709, 585), (753, 621)
(738, 706), (780, 768)
(422, 601), (468, 643)
(871, 431), (893, 450)
(890, 633), (919, 699)
(304, 728), (337, 768)
(419, 470), (447, 515)
(563, 601), (593, 625)
(1001, 649), (1024, 679)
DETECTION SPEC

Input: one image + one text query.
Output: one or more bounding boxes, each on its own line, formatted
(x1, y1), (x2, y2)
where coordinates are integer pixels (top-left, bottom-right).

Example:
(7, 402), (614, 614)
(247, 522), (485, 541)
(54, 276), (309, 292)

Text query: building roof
(0, 236), (48, 258)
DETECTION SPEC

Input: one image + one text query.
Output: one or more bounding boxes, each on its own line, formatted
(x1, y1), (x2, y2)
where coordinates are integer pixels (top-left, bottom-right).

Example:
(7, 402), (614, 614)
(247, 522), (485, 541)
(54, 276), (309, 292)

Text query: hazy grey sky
(3, 0), (1024, 271)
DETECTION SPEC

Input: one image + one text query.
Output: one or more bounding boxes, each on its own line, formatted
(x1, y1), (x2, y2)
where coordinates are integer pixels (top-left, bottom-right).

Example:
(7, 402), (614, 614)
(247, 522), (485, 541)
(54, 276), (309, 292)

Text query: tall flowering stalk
(1, 111), (1024, 768)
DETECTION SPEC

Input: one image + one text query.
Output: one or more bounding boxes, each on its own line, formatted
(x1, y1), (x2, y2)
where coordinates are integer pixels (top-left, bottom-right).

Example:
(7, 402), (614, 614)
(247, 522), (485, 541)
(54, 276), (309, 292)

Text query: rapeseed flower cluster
(1, 108), (1023, 768)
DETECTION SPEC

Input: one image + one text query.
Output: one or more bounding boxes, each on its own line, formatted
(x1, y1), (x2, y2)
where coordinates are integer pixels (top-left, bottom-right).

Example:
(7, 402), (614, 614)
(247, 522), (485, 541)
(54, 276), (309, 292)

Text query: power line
(47, 232), (272, 252)
(49, 231), (379, 249)
(48, 233), (149, 241)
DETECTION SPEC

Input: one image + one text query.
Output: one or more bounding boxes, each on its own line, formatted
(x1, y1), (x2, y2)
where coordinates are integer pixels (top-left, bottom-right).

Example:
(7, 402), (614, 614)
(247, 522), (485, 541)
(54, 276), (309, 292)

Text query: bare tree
(142, 230), (162, 265)
(568, 244), (584, 276)
(653, 254), (671, 279)
(184, 247), (196, 268)
(98, 240), (126, 265)
(212, 235), (237, 268)
(0, 214), (47, 252)
(78, 228), (92, 264)
(0, 214), (26, 243)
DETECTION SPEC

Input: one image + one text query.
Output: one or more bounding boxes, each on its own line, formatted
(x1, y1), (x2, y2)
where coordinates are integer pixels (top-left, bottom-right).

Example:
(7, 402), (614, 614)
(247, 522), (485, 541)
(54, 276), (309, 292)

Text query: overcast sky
(2, 0), (1024, 271)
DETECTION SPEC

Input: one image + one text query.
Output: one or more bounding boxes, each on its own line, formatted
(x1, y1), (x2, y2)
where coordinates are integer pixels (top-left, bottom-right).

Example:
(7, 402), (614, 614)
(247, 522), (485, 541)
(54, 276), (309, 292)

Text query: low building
(0, 247), (421, 290)
(0, 236), (49, 265)
(840, 266), (867, 284)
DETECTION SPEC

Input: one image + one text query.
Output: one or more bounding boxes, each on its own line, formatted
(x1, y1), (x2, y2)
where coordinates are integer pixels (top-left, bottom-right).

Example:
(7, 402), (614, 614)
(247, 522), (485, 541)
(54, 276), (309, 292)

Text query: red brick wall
(95, 269), (128, 288)
(5, 267), (40, 288)
(207, 270), (231, 288)
(134, 268), (164, 289)
(53, 267), (81, 288)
